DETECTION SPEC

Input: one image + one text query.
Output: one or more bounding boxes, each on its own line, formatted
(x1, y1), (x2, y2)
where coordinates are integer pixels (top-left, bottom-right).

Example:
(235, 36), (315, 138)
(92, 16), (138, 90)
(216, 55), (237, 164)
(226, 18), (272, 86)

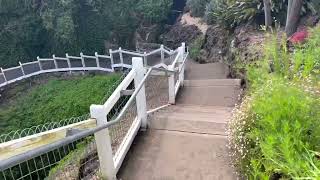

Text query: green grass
(229, 27), (320, 179)
(0, 74), (121, 134)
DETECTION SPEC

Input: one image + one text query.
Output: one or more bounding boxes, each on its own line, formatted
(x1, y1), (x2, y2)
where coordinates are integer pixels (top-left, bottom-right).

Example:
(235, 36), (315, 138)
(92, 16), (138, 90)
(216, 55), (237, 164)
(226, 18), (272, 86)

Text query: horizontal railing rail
(0, 44), (178, 88)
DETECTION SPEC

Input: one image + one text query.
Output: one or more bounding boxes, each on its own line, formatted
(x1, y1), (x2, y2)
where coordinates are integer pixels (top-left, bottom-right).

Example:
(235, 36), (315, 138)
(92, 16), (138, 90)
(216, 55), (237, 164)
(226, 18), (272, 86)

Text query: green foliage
(0, 0), (171, 68)
(229, 27), (320, 179)
(137, 0), (173, 24)
(204, 0), (320, 28)
(186, 0), (210, 17)
(189, 36), (204, 60)
(205, 0), (260, 27)
(0, 74), (120, 133)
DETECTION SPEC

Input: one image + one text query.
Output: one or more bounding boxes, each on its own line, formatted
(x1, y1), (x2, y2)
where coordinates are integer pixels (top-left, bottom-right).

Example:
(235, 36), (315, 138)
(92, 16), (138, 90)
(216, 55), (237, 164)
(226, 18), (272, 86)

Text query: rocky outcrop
(160, 23), (202, 49)
(201, 25), (231, 63)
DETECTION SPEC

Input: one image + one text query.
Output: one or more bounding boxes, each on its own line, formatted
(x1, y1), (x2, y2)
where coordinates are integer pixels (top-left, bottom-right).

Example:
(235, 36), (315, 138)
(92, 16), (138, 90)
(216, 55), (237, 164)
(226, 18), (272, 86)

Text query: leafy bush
(205, 0), (260, 27)
(186, 0), (210, 17)
(205, 0), (320, 28)
(137, 0), (173, 24)
(228, 27), (320, 178)
(189, 36), (204, 60)
(0, 74), (121, 133)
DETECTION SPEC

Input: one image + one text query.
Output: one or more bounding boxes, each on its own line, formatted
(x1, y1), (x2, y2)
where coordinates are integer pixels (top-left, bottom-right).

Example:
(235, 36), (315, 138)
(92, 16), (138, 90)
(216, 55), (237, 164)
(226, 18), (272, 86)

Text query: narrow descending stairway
(118, 61), (241, 180)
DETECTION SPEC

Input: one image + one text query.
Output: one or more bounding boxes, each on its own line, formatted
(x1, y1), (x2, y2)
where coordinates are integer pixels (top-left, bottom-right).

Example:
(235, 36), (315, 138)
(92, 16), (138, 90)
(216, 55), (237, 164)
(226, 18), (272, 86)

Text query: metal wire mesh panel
(3, 68), (23, 81)
(0, 114), (90, 143)
(145, 52), (162, 67)
(112, 53), (121, 65)
(46, 140), (100, 180)
(97, 57), (111, 69)
(56, 60), (69, 69)
(109, 96), (137, 154)
(69, 59), (83, 68)
(0, 74), (5, 84)
(1, 140), (81, 180)
(83, 58), (97, 68)
(22, 63), (41, 75)
(145, 75), (169, 111)
(40, 61), (55, 70)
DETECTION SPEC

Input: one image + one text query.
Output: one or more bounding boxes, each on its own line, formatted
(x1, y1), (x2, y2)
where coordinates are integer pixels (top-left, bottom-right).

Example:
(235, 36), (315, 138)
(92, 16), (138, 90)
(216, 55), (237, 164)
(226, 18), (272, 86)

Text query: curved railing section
(0, 45), (178, 88)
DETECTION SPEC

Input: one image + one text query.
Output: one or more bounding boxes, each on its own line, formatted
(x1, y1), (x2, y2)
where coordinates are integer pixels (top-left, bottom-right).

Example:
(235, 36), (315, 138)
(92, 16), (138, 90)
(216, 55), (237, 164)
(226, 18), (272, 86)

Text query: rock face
(202, 25), (230, 63)
(161, 23), (202, 49)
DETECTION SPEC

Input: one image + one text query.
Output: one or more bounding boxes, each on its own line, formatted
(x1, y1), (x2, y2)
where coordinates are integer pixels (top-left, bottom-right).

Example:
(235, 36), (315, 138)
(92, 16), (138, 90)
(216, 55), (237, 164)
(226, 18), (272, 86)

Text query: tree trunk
(263, 0), (272, 28)
(285, 0), (303, 37)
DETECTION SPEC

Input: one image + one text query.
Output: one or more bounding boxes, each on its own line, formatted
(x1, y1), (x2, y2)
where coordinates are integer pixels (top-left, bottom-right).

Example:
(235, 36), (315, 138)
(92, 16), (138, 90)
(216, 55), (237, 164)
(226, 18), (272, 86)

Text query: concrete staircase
(118, 61), (241, 180)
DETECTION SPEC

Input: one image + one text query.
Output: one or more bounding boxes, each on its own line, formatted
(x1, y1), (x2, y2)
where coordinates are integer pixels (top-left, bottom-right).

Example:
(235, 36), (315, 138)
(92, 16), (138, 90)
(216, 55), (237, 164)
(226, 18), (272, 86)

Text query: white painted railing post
(168, 64), (175, 104)
(90, 105), (116, 180)
(119, 48), (124, 68)
(179, 44), (185, 87)
(109, 49), (114, 71)
(143, 52), (147, 66)
(66, 53), (72, 73)
(37, 56), (43, 71)
(160, 45), (164, 63)
(95, 52), (100, 68)
(80, 52), (85, 67)
(19, 62), (26, 76)
(132, 57), (148, 129)
(1, 68), (7, 84)
(52, 55), (58, 69)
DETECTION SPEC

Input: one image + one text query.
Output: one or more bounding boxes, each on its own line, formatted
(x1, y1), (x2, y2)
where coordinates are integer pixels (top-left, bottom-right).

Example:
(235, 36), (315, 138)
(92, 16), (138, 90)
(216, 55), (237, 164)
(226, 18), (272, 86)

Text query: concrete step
(149, 117), (227, 135)
(176, 85), (241, 107)
(158, 104), (233, 114)
(184, 79), (241, 87)
(149, 105), (231, 135)
(118, 130), (236, 180)
(185, 62), (230, 80)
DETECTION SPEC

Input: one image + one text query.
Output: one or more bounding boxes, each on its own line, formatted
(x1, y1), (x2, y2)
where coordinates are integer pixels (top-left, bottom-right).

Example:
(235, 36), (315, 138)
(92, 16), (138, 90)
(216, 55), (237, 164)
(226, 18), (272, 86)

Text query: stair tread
(149, 117), (227, 135)
(184, 79), (241, 87)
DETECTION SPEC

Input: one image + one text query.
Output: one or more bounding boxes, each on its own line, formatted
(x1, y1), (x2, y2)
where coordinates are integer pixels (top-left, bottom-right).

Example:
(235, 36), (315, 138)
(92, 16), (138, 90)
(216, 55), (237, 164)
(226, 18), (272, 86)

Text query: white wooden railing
(0, 45), (177, 88)
(0, 43), (188, 180)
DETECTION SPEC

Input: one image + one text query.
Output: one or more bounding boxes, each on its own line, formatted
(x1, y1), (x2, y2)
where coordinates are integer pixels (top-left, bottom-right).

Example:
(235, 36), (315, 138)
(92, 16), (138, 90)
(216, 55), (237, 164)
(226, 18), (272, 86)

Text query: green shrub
(0, 74), (121, 133)
(205, 0), (320, 28)
(189, 36), (204, 60)
(228, 27), (320, 179)
(205, 0), (260, 27)
(186, 0), (210, 17)
(137, 0), (173, 24)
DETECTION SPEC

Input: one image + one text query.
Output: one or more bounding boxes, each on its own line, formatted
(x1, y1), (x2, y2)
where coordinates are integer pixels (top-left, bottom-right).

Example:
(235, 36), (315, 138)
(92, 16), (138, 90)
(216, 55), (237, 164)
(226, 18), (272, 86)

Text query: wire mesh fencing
(0, 138), (92, 180)
(0, 115), (90, 144)
(0, 71), (129, 144)
(145, 75), (169, 111)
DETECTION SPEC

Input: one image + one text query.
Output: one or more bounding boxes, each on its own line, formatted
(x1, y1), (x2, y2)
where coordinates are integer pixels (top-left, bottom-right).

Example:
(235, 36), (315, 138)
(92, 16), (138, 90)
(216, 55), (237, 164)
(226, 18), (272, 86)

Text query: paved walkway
(118, 60), (240, 180)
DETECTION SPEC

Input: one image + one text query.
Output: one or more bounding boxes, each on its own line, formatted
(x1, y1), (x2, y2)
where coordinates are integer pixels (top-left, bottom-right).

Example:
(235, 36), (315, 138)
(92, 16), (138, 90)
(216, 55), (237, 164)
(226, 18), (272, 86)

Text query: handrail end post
(132, 57), (148, 130)
(90, 104), (116, 180)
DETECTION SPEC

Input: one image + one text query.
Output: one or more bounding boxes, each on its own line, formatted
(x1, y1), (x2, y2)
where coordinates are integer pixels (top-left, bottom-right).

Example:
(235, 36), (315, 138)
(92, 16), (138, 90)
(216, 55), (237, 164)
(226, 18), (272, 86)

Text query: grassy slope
(0, 74), (121, 134)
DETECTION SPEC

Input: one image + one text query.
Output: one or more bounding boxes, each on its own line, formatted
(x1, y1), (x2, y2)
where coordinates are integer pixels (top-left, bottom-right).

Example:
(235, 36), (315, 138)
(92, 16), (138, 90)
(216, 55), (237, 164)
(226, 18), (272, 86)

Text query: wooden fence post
(109, 49), (114, 71)
(52, 55), (58, 69)
(132, 57), (148, 129)
(119, 48), (124, 68)
(168, 64), (175, 104)
(95, 52), (100, 68)
(19, 62), (26, 76)
(160, 44), (164, 63)
(66, 53), (72, 73)
(37, 56), (43, 71)
(90, 105), (116, 180)
(179, 44), (185, 87)
(143, 52), (147, 67)
(80, 52), (85, 67)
